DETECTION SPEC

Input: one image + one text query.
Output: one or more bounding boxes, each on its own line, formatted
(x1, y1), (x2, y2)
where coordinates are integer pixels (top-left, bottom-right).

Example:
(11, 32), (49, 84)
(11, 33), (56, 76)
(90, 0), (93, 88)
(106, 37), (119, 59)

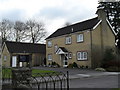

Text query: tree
(14, 21), (27, 42)
(26, 20), (46, 43)
(98, 1), (120, 49)
(64, 22), (71, 27)
(0, 19), (13, 43)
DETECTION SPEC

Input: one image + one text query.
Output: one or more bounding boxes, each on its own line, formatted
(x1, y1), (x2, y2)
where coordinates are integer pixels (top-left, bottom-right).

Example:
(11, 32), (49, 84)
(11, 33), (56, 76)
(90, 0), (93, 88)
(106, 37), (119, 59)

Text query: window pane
(77, 52), (80, 60)
(54, 45), (58, 52)
(48, 41), (52, 47)
(77, 52), (87, 60)
(69, 53), (72, 59)
(84, 52), (87, 59)
(48, 54), (52, 60)
(81, 52), (83, 60)
(77, 34), (83, 42)
(66, 37), (71, 44)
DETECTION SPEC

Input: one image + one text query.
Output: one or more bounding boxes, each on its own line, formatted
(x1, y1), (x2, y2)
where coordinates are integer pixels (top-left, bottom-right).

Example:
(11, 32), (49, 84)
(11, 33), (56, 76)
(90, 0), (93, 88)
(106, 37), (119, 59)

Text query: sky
(0, 0), (99, 37)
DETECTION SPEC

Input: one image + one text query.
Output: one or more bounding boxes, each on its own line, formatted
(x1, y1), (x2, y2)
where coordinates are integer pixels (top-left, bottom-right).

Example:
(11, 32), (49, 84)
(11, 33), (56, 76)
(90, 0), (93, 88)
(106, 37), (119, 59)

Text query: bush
(68, 62), (78, 68)
(72, 62), (78, 68)
(106, 66), (120, 72)
(95, 68), (106, 71)
(51, 62), (60, 67)
(101, 48), (117, 68)
(85, 66), (89, 68)
(68, 63), (73, 68)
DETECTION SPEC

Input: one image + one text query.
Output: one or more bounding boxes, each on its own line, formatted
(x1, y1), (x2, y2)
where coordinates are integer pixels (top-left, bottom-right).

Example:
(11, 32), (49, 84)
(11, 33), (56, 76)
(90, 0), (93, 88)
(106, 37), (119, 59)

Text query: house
(46, 8), (116, 68)
(2, 41), (46, 67)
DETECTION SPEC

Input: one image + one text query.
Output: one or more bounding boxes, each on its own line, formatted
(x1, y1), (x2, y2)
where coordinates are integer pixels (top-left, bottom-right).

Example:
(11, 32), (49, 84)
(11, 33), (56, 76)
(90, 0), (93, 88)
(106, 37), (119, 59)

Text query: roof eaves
(106, 18), (117, 36)
(92, 20), (102, 30)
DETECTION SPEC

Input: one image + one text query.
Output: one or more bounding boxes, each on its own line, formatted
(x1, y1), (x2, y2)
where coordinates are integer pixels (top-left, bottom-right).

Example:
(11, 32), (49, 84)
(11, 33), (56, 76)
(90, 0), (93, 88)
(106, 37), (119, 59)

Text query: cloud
(0, 9), (25, 21)
(0, 0), (99, 35)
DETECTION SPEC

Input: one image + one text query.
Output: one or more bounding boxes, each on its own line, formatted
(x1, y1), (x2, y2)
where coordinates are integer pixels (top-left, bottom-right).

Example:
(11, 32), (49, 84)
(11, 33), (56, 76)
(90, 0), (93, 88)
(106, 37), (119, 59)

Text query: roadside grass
(113, 88), (120, 90)
(112, 89), (120, 90)
(2, 68), (56, 78)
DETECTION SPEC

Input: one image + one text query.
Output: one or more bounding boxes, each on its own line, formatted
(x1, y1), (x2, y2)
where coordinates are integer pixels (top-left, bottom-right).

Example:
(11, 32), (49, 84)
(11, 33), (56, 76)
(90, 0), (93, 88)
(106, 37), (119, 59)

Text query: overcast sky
(0, 0), (99, 36)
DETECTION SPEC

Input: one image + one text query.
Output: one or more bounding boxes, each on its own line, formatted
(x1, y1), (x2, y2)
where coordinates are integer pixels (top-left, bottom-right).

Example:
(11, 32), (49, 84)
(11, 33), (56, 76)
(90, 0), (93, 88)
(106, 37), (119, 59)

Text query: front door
(63, 54), (68, 67)
(12, 56), (17, 67)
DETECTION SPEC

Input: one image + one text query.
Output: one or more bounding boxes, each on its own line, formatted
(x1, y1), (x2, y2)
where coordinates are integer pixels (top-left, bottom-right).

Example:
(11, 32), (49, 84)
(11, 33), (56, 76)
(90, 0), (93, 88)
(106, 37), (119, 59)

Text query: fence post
(67, 71), (69, 90)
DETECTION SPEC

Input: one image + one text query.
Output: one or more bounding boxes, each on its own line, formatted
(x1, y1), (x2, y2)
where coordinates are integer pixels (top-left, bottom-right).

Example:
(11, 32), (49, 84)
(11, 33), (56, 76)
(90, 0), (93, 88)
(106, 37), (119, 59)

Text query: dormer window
(77, 34), (83, 42)
(66, 36), (71, 44)
(48, 40), (52, 47)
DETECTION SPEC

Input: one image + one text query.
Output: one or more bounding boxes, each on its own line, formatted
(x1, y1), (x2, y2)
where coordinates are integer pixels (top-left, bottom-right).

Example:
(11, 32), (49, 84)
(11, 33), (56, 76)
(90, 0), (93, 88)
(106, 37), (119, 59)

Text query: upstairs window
(77, 34), (83, 42)
(48, 41), (52, 47)
(77, 51), (87, 60)
(54, 45), (58, 53)
(48, 54), (52, 60)
(4, 56), (7, 61)
(66, 36), (72, 44)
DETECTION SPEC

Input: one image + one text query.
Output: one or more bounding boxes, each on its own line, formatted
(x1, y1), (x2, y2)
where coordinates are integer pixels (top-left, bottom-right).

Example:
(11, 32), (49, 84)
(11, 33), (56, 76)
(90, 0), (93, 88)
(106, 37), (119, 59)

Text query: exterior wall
(2, 45), (11, 67)
(46, 30), (92, 68)
(91, 24), (103, 68)
(91, 21), (115, 68)
(46, 21), (115, 68)
(32, 53), (46, 66)
(102, 22), (115, 49)
(2, 44), (46, 67)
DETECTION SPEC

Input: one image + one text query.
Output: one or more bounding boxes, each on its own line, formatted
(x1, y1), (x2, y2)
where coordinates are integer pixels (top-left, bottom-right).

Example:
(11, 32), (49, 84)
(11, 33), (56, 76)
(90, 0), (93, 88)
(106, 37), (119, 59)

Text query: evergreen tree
(98, 1), (120, 49)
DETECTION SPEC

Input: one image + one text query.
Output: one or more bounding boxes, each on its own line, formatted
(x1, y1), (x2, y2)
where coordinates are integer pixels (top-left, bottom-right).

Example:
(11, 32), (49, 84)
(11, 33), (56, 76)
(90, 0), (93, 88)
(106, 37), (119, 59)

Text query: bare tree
(64, 22), (71, 27)
(14, 21), (27, 42)
(0, 19), (13, 43)
(26, 20), (46, 43)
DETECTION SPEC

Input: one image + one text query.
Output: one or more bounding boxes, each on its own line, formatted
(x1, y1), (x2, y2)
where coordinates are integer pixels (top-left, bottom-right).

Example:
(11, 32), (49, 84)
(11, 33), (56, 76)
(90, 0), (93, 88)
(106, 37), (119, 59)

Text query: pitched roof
(5, 41), (46, 54)
(56, 47), (69, 54)
(59, 47), (69, 53)
(46, 17), (100, 39)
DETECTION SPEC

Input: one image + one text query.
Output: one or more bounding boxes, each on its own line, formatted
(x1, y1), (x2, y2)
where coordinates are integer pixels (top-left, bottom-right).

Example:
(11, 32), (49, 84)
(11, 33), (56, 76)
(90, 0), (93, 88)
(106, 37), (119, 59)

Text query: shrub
(68, 63), (73, 68)
(80, 65), (85, 69)
(68, 62), (78, 68)
(106, 66), (120, 72)
(85, 66), (89, 69)
(101, 48), (116, 68)
(72, 62), (78, 68)
(95, 68), (106, 71)
(51, 62), (60, 67)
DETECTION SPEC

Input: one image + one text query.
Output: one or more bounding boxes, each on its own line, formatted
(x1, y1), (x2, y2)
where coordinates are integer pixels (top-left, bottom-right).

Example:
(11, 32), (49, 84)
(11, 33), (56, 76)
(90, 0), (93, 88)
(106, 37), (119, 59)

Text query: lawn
(2, 68), (56, 78)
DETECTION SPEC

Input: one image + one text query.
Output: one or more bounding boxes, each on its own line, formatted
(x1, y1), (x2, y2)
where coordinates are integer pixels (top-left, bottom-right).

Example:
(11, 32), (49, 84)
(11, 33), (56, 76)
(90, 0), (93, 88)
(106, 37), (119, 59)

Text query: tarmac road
(70, 75), (119, 88)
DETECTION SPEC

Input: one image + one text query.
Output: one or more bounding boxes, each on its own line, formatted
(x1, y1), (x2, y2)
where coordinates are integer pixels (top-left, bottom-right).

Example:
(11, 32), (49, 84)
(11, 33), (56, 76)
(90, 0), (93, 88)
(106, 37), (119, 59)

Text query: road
(70, 75), (119, 88)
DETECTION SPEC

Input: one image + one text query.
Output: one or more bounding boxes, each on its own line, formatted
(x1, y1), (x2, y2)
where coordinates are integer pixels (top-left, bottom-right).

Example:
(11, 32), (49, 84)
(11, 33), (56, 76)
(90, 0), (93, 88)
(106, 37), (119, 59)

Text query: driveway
(33, 66), (119, 88)
(33, 66), (119, 78)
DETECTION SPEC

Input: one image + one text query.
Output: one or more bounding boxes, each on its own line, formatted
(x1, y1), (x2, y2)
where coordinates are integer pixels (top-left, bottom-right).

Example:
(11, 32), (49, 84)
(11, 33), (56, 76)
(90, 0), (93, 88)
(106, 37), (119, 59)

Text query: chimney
(96, 8), (107, 20)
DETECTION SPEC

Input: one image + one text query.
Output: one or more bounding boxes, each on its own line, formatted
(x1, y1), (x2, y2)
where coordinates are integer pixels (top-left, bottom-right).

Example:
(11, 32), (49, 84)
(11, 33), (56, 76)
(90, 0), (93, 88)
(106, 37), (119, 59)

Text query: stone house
(46, 8), (116, 68)
(2, 41), (46, 67)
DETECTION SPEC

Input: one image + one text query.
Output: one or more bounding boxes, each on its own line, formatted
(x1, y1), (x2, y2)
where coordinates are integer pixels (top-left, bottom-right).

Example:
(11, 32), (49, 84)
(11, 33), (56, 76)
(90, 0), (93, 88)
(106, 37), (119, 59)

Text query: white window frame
(77, 34), (83, 42)
(66, 36), (71, 44)
(48, 41), (52, 47)
(54, 45), (58, 53)
(69, 53), (72, 59)
(77, 52), (87, 60)
(4, 56), (7, 61)
(48, 54), (52, 60)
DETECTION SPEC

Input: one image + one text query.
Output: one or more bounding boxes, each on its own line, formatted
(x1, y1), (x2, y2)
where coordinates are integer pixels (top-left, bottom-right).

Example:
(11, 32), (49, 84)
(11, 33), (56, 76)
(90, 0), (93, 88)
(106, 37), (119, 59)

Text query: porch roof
(56, 47), (69, 54)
